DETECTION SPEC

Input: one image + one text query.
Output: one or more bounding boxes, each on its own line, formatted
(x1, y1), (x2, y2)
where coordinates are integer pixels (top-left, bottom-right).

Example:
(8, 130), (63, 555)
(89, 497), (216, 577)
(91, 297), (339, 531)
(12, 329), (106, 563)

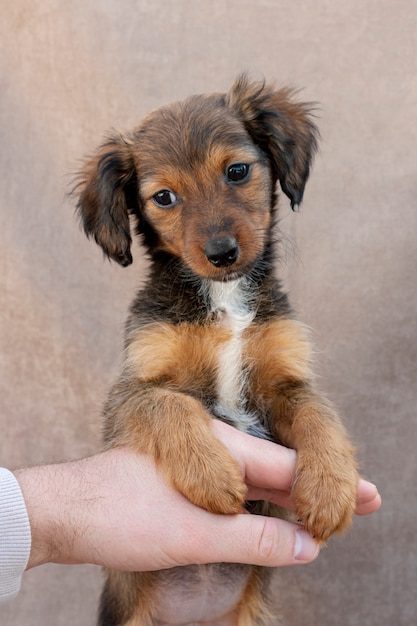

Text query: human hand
(211, 421), (381, 517)
(15, 422), (380, 572)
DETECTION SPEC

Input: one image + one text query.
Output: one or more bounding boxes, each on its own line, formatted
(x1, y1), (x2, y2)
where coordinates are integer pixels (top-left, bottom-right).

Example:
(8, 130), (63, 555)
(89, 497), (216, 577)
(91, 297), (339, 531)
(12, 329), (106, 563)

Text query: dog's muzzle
(205, 236), (240, 268)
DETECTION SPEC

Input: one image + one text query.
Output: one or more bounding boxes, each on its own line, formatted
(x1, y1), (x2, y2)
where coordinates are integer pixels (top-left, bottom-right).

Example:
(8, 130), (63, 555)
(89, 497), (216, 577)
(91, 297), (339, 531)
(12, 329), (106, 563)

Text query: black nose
(205, 236), (239, 268)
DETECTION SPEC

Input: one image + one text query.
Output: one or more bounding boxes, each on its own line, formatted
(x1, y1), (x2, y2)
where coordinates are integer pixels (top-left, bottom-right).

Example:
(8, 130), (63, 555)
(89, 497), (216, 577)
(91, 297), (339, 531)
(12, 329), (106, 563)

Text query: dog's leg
(103, 383), (247, 515)
(98, 571), (155, 626)
(270, 384), (358, 541)
(246, 318), (358, 542)
(235, 567), (273, 626)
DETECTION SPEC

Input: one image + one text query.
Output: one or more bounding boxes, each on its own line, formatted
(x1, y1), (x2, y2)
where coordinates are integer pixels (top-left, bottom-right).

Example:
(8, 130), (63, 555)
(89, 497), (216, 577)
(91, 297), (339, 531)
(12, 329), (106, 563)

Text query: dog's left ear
(74, 132), (139, 266)
(227, 76), (319, 210)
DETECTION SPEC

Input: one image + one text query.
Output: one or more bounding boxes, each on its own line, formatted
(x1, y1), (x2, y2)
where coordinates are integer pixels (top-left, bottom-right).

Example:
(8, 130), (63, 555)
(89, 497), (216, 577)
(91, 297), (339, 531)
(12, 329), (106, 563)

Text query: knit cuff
(0, 468), (31, 602)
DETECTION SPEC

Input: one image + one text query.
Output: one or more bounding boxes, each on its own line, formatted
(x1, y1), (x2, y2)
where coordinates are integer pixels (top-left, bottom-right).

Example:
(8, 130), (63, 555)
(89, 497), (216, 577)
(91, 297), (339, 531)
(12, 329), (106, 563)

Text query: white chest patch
(205, 279), (259, 432)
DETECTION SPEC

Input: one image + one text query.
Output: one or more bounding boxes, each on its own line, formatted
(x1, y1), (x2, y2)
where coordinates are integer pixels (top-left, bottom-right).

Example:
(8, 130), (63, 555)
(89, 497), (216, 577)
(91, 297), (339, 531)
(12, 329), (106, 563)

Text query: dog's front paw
(293, 449), (358, 542)
(167, 438), (247, 515)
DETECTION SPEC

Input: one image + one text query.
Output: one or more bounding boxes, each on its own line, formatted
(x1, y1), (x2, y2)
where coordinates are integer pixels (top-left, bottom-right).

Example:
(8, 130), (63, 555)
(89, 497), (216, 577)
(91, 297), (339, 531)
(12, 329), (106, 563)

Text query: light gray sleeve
(0, 468), (31, 602)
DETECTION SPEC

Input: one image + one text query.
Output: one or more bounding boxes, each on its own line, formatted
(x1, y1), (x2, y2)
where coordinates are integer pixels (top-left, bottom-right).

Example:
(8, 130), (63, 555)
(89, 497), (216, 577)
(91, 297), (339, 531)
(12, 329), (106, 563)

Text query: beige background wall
(1, 1), (416, 624)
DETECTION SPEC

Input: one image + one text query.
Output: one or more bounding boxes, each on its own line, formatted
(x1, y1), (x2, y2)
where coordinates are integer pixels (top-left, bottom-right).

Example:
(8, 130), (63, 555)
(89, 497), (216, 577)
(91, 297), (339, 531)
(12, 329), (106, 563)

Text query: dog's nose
(205, 236), (239, 268)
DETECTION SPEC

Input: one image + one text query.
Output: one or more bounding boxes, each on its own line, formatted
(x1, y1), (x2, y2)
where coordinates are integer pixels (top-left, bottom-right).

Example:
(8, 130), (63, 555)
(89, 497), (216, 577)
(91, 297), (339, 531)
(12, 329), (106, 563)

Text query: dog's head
(75, 76), (318, 280)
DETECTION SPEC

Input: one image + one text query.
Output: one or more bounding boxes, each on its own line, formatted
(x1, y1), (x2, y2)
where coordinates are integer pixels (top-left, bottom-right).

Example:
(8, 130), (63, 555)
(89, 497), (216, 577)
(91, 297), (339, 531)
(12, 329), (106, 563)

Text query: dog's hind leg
(98, 571), (155, 626)
(235, 567), (273, 626)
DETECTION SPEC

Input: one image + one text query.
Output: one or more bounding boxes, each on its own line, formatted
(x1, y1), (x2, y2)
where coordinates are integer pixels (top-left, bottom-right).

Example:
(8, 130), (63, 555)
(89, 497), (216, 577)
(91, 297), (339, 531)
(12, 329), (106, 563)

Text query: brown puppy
(75, 76), (358, 626)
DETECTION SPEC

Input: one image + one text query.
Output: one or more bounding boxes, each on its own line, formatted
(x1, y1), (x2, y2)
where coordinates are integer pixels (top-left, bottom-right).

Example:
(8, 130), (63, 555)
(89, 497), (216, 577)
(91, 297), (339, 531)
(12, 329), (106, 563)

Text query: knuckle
(257, 517), (285, 564)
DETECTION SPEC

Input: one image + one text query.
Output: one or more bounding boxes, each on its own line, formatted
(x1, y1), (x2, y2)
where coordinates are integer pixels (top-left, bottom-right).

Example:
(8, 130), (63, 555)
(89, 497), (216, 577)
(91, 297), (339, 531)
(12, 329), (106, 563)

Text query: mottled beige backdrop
(1, 1), (416, 625)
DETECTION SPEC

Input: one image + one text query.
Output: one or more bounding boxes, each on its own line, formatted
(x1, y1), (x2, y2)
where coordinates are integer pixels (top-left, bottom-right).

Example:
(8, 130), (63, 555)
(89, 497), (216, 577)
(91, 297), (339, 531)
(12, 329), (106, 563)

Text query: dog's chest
(206, 280), (258, 432)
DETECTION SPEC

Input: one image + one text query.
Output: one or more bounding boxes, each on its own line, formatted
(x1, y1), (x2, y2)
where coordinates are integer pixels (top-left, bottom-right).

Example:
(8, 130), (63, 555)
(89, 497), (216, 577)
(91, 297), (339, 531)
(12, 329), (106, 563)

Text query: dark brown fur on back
(74, 75), (358, 626)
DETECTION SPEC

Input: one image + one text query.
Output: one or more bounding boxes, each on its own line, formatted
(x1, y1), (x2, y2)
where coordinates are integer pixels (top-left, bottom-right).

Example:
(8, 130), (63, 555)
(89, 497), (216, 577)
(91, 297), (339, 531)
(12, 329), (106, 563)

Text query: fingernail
(294, 529), (320, 562)
(358, 480), (379, 501)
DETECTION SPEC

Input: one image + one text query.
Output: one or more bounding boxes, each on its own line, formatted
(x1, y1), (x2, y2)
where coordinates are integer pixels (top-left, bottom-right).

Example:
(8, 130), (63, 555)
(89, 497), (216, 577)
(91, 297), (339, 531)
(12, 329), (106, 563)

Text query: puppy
(75, 75), (358, 626)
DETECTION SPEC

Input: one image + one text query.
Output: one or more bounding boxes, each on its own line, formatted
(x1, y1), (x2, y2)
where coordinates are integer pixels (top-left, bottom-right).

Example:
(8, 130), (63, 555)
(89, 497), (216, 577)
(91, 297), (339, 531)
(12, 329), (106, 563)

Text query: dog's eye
(226, 163), (250, 183)
(152, 190), (177, 208)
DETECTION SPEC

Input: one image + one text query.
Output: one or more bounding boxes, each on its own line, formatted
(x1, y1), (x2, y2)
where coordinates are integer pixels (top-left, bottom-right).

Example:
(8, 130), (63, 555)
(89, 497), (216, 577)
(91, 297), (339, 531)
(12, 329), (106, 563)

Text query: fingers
(192, 480), (380, 568)
(211, 421), (381, 518)
(211, 420), (297, 491)
(186, 512), (320, 568)
(246, 487), (294, 510)
(249, 479), (382, 517)
(355, 479), (382, 515)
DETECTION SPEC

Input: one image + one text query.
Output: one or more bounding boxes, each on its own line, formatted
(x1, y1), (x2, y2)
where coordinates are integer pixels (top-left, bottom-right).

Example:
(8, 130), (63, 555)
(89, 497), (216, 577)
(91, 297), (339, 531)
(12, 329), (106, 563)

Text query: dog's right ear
(74, 132), (138, 267)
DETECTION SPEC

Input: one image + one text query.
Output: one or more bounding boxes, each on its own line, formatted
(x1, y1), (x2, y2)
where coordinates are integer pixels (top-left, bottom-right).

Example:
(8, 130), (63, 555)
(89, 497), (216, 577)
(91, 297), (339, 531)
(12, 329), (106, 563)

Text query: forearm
(14, 459), (97, 570)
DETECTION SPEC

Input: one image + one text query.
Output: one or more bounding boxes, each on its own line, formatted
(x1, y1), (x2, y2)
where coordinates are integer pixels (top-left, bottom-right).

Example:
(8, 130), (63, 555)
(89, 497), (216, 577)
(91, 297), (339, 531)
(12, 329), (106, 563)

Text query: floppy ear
(226, 75), (319, 210)
(74, 132), (139, 266)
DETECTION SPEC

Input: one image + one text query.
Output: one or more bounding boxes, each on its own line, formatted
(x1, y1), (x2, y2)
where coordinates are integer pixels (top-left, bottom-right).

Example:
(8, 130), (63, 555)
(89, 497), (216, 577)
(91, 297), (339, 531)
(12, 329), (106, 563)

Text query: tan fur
(244, 318), (313, 388)
(125, 322), (232, 390)
(235, 568), (273, 626)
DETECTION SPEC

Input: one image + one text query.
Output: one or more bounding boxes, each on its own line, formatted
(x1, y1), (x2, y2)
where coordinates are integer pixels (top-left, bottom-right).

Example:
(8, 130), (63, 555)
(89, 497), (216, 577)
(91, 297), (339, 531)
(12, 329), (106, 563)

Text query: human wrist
(14, 462), (82, 569)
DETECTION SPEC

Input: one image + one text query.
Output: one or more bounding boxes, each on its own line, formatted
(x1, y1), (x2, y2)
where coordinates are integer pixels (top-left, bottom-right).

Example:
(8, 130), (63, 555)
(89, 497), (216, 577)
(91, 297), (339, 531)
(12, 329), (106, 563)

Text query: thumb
(187, 513), (320, 568)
